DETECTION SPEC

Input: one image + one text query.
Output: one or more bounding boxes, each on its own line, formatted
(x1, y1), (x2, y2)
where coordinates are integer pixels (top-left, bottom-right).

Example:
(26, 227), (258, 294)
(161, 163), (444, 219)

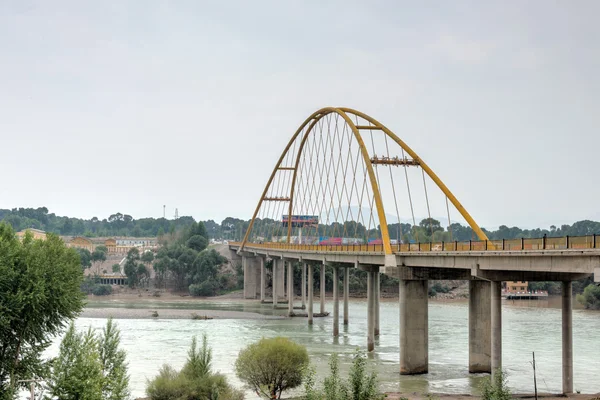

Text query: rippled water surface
(48, 299), (600, 398)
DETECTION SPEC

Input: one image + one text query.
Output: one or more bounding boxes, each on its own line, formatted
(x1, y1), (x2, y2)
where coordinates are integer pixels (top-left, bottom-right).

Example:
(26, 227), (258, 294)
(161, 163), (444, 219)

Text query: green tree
(186, 235), (208, 252)
(45, 324), (104, 400)
(76, 248), (93, 270)
(99, 318), (130, 400)
(0, 224), (84, 398)
(141, 251), (155, 265)
(480, 369), (512, 400)
(112, 263), (121, 273)
(235, 337), (309, 399)
(576, 284), (600, 309)
(124, 248), (141, 288)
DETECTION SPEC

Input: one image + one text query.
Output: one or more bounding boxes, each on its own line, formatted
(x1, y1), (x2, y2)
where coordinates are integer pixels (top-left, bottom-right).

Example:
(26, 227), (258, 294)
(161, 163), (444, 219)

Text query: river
(45, 297), (599, 398)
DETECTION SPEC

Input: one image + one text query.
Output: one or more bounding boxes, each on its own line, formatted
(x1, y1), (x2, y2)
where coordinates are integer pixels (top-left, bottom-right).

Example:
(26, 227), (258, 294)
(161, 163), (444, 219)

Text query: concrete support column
(491, 281), (502, 378)
(333, 266), (339, 337)
(308, 264), (314, 325)
(320, 264), (326, 314)
(343, 267), (349, 325)
(375, 270), (380, 336)
(243, 256), (257, 299)
(301, 263), (307, 309)
(399, 279), (428, 374)
(562, 281), (573, 394)
(287, 261), (294, 316)
(367, 270), (376, 352)
(276, 261), (285, 300)
(272, 259), (278, 308)
(260, 258), (266, 303)
(469, 280), (491, 373)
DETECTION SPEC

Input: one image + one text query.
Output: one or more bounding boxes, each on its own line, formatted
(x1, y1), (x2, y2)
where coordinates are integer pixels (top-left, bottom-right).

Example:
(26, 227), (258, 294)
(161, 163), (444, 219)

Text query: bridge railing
(233, 234), (599, 253)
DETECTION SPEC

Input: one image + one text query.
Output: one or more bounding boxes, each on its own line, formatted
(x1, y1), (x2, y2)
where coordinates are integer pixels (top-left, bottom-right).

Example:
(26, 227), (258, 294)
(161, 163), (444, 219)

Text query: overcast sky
(1, 1), (598, 229)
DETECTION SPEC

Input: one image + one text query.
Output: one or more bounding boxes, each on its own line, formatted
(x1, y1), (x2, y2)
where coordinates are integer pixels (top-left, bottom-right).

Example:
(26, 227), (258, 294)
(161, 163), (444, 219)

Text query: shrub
(189, 279), (217, 297)
(303, 349), (383, 400)
(146, 335), (243, 400)
(480, 369), (512, 400)
(92, 284), (113, 296)
(235, 337), (309, 399)
(576, 284), (600, 309)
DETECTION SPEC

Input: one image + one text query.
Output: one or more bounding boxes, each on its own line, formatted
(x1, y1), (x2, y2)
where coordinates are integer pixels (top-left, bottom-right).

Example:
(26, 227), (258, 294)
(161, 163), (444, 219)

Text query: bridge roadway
(230, 241), (600, 395)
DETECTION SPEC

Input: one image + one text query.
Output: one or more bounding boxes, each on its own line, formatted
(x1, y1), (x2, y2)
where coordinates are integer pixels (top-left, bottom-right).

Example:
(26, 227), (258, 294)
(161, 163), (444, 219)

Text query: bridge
(229, 107), (600, 394)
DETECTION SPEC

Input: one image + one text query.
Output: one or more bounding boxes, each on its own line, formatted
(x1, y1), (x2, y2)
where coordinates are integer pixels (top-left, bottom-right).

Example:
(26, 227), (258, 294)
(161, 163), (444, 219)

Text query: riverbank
(80, 307), (284, 320)
(134, 393), (600, 400)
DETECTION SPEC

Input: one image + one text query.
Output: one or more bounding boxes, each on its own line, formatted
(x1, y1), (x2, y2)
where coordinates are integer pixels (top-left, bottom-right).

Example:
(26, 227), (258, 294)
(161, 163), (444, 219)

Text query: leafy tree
(0, 224), (84, 398)
(124, 248), (141, 288)
(45, 324), (104, 400)
(46, 319), (130, 400)
(112, 263), (121, 273)
(99, 318), (130, 400)
(576, 284), (600, 310)
(76, 248), (92, 270)
(191, 249), (227, 285)
(186, 235), (208, 252)
(235, 336), (309, 399)
(480, 369), (512, 400)
(141, 251), (155, 265)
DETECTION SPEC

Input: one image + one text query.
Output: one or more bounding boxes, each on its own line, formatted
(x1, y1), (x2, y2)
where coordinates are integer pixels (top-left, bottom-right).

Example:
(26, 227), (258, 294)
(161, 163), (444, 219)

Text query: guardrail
(232, 234), (600, 253)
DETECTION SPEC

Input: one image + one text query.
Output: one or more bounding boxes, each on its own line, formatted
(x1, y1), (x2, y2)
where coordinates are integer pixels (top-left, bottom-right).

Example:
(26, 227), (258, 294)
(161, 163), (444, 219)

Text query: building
(505, 281), (528, 292)
(16, 228), (47, 241)
(68, 236), (94, 252)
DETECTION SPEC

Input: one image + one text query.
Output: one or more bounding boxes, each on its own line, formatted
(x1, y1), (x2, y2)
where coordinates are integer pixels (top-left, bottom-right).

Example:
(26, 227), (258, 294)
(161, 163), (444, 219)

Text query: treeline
(2, 207), (600, 242)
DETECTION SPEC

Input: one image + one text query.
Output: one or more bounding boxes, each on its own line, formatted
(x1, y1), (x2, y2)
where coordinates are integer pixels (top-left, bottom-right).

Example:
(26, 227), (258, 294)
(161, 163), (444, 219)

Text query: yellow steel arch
(339, 107), (489, 241)
(240, 107), (488, 254)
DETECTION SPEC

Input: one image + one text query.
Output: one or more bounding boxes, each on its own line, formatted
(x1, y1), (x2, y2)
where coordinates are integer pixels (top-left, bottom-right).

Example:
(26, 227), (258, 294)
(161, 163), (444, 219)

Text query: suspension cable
(445, 195), (453, 242)
(401, 147), (418, 243)
(422, 168), (434, 238)
(384, 134), (402, 245)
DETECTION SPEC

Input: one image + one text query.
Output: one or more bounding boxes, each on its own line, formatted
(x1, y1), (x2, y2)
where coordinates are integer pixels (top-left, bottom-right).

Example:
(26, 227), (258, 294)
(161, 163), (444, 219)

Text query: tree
(235, 337), (309, 399)
(45, 324), (104, 400)
(141, 251), (155, 265)
(124, 248), (141, 288)
(186, 235), (208, 252)
(76, 248), (92, 270)
(99, 318), (130, 400)
(0, 223), (84, 398)
(576, 284), (600, 309)
(45, 319), (130, 400)
(112, 263), (121, 273)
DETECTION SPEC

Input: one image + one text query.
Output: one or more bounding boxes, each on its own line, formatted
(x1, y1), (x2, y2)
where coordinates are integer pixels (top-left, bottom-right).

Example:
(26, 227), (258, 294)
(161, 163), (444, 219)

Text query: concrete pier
(367, 270), (375, 352)
(562, 281), (573, 394)
(375, 271), (380, 336)
(343, 267), (349, 325)
(399, 279), (428, 374)
(287, 261), (294, 316)
(491, 280), (502, 377)
(333, 266), (339, 336)
(276, 261), (285, 300)
(301, 263), (307, 309)
(308, 264), (314, 325)
(469, 280), (491, 373)
(243, 256), (258, 299)
(320, 264), (326, 314)
(260, 257), (265, 303)
(272, 259), (278, 308)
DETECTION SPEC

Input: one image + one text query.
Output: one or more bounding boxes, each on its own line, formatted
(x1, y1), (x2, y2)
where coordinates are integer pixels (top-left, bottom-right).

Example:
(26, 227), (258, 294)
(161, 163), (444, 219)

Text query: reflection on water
(49, 298), (599, 399)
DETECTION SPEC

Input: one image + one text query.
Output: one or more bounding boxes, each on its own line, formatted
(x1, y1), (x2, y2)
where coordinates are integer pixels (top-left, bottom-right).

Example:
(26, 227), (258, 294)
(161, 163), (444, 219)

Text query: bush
(480, 369), (512, 400)
(235, 337), (309, 399)
(303, 349), (383, 400)
(189, 279), (218, 297)
(146, 335), (243, 400)
(576, 284), (600, 309)
(92, 284), (113, 296)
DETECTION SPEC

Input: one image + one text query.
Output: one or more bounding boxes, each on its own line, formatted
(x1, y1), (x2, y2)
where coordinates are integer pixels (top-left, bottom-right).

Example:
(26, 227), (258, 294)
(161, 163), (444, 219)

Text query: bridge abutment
(469, 280), (491, 373)
(242, 256), (260, 299)
(399, 278), (428, 374)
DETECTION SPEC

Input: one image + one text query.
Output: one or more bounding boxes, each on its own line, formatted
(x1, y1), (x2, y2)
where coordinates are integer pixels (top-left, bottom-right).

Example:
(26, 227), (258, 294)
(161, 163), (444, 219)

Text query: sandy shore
(80, 307), (284, 320)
